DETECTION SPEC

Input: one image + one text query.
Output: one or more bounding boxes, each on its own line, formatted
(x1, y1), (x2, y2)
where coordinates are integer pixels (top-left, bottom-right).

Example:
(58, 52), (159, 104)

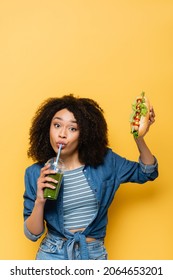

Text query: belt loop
(57, 238), (65, 250)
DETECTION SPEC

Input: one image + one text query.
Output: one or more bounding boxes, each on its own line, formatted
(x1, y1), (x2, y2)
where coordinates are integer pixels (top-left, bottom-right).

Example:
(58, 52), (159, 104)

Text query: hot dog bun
(130, 92), (150, 138)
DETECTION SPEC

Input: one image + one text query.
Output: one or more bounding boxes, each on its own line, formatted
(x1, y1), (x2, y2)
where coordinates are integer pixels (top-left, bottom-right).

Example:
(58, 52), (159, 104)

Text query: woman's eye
(54, 123), (60, 128)
(69, 127), (77, 132)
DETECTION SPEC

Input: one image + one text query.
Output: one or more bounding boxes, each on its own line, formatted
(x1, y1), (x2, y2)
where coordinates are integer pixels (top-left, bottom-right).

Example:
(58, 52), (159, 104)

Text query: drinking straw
(54, 144), (62, 170)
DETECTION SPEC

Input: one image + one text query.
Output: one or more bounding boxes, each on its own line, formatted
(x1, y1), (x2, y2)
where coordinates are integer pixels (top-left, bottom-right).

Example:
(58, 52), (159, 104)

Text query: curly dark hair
(27, 94), (109, 166)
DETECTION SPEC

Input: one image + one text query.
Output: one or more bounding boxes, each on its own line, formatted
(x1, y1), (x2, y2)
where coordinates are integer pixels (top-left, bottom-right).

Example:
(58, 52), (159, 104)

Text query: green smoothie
(43, 172), (63, 200)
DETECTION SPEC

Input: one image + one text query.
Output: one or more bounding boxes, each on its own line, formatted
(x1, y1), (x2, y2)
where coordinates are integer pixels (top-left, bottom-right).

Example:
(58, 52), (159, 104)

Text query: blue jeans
(36, 233), (108, 260)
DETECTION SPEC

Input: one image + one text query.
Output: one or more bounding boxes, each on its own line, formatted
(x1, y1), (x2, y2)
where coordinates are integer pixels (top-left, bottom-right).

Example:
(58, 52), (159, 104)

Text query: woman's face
(49, 108), (80, 160)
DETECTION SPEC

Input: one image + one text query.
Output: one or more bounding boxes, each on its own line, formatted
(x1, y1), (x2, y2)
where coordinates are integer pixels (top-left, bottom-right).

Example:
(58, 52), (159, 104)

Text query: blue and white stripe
(63, 166), (97, 230)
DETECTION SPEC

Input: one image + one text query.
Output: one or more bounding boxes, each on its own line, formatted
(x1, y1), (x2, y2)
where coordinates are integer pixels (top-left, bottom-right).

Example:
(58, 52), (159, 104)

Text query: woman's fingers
(149, 106), (156, 124)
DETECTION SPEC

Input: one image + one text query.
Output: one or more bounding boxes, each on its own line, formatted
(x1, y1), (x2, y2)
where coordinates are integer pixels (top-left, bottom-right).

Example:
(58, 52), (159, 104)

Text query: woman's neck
(60, 156), (84, 171)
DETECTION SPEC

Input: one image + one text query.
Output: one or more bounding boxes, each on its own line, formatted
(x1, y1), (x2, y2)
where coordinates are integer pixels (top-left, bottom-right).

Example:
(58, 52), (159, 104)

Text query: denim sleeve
(139, 156), (158, 173)
(24, 220), (45, 242)
(23, 164), (41, 220)
(113, 151), (158, 184)
(23, 164), (45, 241)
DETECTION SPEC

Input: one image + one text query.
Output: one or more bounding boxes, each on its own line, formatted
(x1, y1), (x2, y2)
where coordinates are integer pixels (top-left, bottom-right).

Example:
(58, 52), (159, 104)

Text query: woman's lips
(57, 142), (66, 149)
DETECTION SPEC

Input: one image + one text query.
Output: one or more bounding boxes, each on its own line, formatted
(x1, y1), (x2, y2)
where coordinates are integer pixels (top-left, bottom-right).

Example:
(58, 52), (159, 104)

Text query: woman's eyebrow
(53, 116), (77, 123)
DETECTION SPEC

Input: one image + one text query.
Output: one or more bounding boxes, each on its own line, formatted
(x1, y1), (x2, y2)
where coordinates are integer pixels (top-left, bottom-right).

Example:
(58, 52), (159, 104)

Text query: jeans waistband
(47, 231), (102, 260)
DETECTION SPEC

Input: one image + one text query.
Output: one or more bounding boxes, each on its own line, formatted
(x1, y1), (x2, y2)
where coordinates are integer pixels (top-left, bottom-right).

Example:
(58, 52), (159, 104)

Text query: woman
(23, 94), (158, 260)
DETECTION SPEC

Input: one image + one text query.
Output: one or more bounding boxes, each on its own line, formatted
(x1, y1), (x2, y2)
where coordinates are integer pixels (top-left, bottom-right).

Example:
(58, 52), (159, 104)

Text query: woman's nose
(59, 127), (67, 138)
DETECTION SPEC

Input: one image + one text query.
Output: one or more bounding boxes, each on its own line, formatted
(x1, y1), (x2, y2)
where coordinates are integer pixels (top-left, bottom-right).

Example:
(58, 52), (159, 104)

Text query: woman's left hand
(136, 106), (155, 139)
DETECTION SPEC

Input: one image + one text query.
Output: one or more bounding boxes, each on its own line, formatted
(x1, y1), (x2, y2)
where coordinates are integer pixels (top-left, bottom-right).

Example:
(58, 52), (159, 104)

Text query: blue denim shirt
(23, 148), (158, 259)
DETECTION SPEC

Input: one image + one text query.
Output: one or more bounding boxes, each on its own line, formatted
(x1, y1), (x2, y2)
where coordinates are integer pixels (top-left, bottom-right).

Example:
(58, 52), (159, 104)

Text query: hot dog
(130, 92), (150, 138)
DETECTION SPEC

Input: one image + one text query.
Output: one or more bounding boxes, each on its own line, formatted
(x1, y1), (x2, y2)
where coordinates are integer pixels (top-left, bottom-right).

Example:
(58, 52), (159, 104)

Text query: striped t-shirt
(63, 166), (97, 230)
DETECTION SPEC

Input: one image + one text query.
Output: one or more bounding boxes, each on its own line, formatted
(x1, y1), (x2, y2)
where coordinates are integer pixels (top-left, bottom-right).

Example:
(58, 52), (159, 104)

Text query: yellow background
(0, 0), (173, 260)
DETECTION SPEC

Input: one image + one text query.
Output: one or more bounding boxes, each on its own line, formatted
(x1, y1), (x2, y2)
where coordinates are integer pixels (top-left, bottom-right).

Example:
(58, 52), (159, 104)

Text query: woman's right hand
(36, 164), (58, 201)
